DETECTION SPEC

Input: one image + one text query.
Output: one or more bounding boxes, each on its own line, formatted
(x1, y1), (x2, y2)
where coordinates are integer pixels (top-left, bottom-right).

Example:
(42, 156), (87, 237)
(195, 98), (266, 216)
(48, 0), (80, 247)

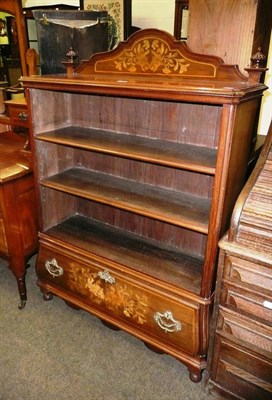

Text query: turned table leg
(16, 274), (27, 309)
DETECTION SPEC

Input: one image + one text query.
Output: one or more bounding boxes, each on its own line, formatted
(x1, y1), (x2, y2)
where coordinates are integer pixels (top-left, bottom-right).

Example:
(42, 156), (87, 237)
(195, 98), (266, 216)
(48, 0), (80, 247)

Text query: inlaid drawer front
(222, 283), (272, 324)
(225, 255), (272, 291)
(218, 309), (272, 356)
(37, 244), (199, 355)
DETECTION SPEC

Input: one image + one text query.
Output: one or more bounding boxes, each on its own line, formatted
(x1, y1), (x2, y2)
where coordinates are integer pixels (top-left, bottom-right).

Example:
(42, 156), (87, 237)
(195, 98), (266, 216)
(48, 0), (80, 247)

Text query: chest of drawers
(208, 122), (272, 399)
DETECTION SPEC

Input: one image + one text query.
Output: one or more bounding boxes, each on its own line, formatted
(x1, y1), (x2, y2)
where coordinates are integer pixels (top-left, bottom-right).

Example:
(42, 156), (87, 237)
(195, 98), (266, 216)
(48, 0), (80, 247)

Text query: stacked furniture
(208, 121), (272, 399)
(22, 29), (266, 382)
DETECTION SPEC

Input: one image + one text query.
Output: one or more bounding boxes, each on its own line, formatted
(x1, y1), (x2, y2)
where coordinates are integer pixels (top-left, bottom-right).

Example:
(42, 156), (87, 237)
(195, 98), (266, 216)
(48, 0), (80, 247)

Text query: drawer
(36, 242), (200, 356)
(217, 308), (272, 357)
(225, 255), (272, 291)
(8, 105), (29, 128)
(211, 336), (272, 400)
(221, 282), (272, 324)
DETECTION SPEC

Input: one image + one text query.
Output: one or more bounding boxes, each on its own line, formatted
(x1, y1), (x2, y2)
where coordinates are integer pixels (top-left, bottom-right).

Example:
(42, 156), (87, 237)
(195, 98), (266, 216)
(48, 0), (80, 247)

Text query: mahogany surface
(0, 130), (38, 308)
(22, 29), (267, 382)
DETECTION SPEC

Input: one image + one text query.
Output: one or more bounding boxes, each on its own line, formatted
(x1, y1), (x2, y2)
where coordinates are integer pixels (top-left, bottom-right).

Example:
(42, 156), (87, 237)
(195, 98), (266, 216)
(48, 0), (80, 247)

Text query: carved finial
(250, 47), (267, 68)
(66, 47), (78, 63)
(244, 46), (268, 83)
(62, 47), (79, 78)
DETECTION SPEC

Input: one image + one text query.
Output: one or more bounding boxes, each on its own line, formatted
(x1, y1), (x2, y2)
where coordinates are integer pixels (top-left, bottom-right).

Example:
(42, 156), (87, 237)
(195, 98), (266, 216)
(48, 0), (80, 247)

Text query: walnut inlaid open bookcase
(22, 29), (267, 382)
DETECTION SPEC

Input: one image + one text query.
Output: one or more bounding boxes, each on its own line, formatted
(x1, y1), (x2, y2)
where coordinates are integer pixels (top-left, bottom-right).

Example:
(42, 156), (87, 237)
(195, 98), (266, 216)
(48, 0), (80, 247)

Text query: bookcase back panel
(77, 150), (214, 198)
(32, 89), (222, 149)
(71, 94), (221, 148)
(35, 140), (214, 198)
(78, 198), (207, 256)
(39, 185), (207, 256)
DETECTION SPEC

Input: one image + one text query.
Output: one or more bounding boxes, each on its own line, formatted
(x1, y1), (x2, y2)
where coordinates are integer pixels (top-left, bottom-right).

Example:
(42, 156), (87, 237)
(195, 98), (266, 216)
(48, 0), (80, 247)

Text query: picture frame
(80, 0), (132, 47)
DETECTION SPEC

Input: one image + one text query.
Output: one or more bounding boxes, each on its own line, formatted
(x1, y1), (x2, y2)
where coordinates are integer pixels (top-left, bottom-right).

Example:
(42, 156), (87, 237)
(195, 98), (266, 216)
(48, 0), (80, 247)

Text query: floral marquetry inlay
(68, 264), (148, 325)
(114, 38), (190, 74)
(75, 28), (252, 81)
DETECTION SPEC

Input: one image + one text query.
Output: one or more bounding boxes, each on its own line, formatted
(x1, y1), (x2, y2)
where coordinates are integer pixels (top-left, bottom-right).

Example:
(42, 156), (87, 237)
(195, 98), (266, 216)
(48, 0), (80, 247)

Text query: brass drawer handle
(154, 311), (182, 333)
(45, 258), (63, 277)
(98, 269), (115, 284)
(18, 112), (28, 121)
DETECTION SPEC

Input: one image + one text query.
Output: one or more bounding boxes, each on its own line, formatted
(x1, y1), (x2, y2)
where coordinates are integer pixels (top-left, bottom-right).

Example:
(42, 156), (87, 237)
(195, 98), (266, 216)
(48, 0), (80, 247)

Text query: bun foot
(189, 369), (202, 383)
(43, 292), (53, 301)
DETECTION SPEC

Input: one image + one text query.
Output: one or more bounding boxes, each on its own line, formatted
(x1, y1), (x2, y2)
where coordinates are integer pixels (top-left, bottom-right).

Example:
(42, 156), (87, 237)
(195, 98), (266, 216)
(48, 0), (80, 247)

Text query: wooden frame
(0, 0), (28, 76)
(80, 0), (132, 42)
(174, 0), (189, 40)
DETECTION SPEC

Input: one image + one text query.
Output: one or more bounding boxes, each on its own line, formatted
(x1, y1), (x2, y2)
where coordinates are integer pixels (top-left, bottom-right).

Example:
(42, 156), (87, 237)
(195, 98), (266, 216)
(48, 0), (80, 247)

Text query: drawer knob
(98, 269), (115, 284)
(45, 258), (63, 277)
(263, 300), (272, 310)
(18, 112), (28, 121)
(154, 311), (182, 333)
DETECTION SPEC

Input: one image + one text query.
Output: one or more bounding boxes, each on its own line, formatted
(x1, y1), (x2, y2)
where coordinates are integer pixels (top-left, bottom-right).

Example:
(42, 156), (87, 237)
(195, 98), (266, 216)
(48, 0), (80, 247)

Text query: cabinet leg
(188, 368), (202, 383)
(16, 275), (27, 310)
(37, 280), (53, 301)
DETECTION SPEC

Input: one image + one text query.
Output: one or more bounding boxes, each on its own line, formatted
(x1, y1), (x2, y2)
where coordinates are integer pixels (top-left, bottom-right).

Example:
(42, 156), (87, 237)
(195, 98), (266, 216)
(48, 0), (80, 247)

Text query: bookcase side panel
(30, 89), (72, 134)
(35, 141), (75, 181)
(39, 188), (76, 231)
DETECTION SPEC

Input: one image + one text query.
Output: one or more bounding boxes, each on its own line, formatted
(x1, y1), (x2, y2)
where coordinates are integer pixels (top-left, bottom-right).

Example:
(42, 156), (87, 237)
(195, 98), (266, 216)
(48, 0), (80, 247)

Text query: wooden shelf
(37, 126), (217, 174)
(42, 214), (203, 295)
(41, 168), (211, 234)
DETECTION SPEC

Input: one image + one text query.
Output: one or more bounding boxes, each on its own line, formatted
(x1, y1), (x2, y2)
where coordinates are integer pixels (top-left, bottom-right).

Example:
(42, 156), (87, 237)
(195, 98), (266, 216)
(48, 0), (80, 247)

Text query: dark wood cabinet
(23, 29), (266, 382)
(0, 130), (38, 308)
(208, 122), (272, 399)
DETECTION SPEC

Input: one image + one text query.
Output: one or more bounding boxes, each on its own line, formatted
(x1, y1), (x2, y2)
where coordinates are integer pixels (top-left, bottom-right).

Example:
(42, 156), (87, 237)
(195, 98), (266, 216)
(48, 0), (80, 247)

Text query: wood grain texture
(187, 0), (272, 73)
